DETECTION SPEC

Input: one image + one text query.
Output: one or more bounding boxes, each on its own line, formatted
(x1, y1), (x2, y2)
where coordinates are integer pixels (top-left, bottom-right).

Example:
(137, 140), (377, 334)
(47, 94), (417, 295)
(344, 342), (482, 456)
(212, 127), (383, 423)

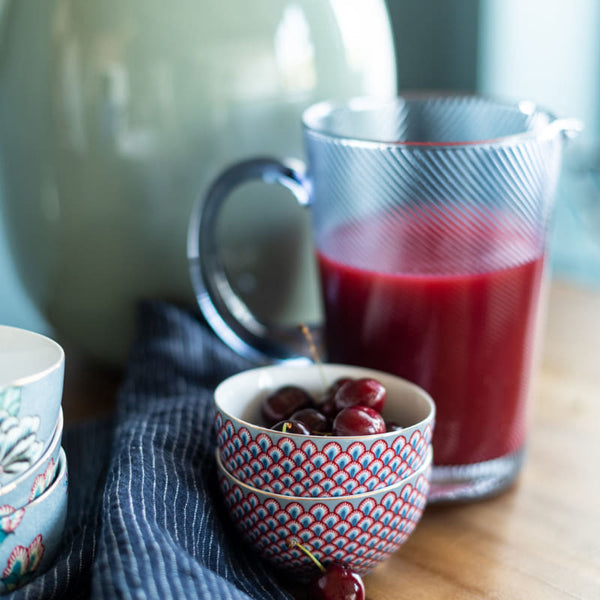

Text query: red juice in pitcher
(317, 211), (545, 466)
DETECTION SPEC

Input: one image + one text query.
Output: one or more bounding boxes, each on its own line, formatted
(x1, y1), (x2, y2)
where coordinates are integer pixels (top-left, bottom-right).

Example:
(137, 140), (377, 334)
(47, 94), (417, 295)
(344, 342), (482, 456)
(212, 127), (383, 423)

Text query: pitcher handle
(187, 157), (319, 364)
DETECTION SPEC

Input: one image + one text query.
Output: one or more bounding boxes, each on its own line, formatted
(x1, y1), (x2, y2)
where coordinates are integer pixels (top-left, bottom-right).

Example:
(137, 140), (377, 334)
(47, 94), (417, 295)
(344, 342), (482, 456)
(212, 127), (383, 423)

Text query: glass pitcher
(189, 94), (581, 501)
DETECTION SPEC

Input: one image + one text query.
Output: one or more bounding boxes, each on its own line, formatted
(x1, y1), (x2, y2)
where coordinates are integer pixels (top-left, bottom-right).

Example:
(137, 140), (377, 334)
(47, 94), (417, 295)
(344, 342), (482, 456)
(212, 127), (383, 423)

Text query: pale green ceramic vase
(0, 0), (396, 364)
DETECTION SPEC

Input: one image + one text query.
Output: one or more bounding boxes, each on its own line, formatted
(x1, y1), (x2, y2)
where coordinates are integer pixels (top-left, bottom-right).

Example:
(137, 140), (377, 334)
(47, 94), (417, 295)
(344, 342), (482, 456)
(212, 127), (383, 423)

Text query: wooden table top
(362, 280), (600, 600)
(62, 279), (600, 600)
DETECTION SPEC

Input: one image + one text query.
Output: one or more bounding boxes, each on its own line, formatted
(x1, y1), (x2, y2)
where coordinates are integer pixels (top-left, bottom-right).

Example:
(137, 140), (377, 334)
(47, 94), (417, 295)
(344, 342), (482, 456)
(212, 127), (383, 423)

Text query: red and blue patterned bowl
(215, 364), (435, 497)
(216, 447), (431, 578)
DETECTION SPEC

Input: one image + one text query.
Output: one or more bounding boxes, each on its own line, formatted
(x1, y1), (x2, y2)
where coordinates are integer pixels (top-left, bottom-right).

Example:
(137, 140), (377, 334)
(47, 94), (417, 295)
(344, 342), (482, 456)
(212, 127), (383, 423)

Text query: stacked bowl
(0, 326), (69, 594)
(214, 364), (435, 579)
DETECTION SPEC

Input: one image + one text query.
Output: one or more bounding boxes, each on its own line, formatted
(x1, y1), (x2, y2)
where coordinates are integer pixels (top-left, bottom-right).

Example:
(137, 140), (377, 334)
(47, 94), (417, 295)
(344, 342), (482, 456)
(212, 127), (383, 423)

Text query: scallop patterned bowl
(0, 326), (64, 487)
(0, 447), (68, 594)
(215, 364), (435, 497)
(216, 447), (431, 578)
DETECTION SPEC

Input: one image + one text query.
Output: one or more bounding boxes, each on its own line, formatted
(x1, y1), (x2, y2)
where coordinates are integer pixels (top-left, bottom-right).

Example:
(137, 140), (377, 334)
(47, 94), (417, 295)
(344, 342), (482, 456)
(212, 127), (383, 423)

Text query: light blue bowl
(0, 447), (68, 594)
(0, 410), (63, 510)
(0, 326), (64, 487)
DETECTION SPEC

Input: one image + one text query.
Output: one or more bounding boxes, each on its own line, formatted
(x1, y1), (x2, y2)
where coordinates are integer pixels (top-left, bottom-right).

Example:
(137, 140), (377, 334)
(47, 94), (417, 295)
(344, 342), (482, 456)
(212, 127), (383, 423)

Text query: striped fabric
(9, 302), (293, 600)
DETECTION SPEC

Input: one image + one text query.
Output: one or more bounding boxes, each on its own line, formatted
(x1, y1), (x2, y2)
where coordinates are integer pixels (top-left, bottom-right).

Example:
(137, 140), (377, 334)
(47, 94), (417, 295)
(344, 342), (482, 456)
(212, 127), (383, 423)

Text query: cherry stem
(287, 539), (327, 573)
(299, 324), (328, 390)
(282, 422), (290, 433)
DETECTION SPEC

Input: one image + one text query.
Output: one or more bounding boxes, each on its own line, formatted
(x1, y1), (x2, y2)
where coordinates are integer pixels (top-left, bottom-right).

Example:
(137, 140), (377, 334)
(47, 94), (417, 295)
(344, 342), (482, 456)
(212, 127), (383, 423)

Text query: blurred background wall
(0, 172), (48, 331)
(1, 0), (598, 337)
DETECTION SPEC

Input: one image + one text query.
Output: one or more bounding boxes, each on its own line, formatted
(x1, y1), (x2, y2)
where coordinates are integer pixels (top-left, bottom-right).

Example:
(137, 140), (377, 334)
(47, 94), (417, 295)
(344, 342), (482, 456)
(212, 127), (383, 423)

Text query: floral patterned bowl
(215, 364), (435, 497)
(216, 447), (431, 579)
(0, 409), (63, 511)
(0, 326), (64, 487)
(0, 447), (67, 594)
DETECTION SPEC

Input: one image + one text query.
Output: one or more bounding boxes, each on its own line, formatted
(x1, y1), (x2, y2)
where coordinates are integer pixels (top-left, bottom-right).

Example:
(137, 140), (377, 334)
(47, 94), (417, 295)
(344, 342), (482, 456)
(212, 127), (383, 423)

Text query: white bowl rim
(215, 363), (436, 441)
(215, 446), (432, 502)
(0, 408), (64, 497)
(0, 325), (65, 387)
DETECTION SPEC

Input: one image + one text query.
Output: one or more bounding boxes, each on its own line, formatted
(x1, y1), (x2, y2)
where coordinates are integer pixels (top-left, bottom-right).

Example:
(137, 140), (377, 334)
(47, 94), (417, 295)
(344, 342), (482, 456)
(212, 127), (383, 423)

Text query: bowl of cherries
(215, 364), (435, 497)
(214, 364), (435, 581)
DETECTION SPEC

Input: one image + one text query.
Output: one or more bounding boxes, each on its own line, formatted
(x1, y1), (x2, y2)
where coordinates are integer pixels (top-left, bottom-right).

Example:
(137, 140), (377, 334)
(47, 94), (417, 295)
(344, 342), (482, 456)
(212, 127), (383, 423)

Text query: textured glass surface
(304, 96), (563, 275)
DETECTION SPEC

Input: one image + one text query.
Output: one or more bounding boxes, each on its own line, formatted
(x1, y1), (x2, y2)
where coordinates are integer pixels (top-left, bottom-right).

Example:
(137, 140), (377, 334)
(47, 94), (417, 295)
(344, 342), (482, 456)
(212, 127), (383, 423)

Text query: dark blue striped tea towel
(8, 301), (294, 600)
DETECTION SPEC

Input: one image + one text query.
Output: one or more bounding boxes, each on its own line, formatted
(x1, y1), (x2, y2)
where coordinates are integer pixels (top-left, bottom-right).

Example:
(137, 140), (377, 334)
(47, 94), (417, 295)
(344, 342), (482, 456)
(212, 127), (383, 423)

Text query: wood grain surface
(360, 280), (600, 600)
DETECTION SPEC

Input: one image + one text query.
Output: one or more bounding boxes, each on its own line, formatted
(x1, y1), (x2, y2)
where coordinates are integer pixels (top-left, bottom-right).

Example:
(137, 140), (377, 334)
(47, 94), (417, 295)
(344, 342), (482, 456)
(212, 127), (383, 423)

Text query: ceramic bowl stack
(214, 364), (436, 579)
(0, 326), (69, 594)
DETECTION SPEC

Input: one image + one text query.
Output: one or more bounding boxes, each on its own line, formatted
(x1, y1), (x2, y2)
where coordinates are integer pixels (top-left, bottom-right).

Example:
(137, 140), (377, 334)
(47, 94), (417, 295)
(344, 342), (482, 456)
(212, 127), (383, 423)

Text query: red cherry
(333, 378), (386, 413)
(385, 420), (404, 433)
(287, 539), (365, 600)
(308, 564), (365, 600)
(261, 386), (314, 426)
(289, 408), (331, 434)
(318, 377), (354, 420)
(271, 420), (311, 435)
(332, 406), (386, 436)
(329, 377), (354, 395)
(318, 392), (338, 420)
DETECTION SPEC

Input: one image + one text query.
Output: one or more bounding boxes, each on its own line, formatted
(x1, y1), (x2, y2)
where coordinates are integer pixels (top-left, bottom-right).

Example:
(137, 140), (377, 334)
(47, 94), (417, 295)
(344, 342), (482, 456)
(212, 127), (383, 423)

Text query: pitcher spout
(548, 117), (584, 141)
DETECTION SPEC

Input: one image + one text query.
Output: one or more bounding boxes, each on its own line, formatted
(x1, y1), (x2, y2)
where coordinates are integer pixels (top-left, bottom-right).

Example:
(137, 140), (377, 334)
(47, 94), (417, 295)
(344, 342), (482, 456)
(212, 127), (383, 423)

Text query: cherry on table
(261, 385), (315, 426)
(333, 378), (386, 414)
(288, 539), (365, 600)
(332, 405), (387, 436)
(308, 564), (365, 600)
